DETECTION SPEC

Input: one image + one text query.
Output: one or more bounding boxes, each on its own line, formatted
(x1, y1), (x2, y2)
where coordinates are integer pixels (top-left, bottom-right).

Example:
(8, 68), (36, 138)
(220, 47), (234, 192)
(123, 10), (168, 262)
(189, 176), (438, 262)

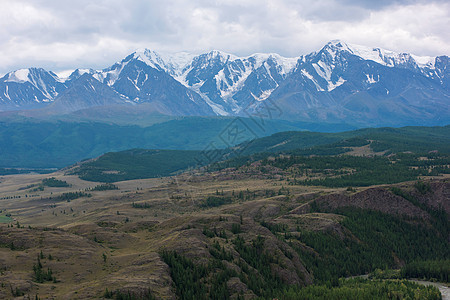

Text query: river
(410, 280), (449, 300)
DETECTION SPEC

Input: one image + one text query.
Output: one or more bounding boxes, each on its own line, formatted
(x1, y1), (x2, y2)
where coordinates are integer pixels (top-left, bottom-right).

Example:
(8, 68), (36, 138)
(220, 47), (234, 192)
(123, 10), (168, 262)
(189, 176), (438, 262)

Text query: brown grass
(0, 169), (446, 298)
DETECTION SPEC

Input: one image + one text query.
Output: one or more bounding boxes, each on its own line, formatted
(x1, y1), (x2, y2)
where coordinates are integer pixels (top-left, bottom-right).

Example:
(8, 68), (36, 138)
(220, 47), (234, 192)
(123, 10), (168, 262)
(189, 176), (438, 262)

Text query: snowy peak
(92, 50), (167, 88)
(185, 50), (298, 73)
(132, 49), (168, 72)
(295, 42), (348, 92)
(247, 53), (299, 75)
(186, 50), (237, 74)
(127, 48), (195, 76)
(293, 40), (445, 92)
(162, 52), (196, 75)
(67, 68), (98, 82)
(179, 50), (300, 114)
(5, 69), (31, 83)
(0, 68), (66, 106)
(321, 40), (435, 70)
(0, 42), (448, 126)
(4, 68), (59, 85)
(199, 50), (238, 63)
(263, 40), (449, 127)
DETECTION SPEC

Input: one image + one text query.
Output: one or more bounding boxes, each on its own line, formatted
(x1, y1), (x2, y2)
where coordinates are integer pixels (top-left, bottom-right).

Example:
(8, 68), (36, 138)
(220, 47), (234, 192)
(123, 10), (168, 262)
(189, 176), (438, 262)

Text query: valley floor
(0, 169), (448, 299)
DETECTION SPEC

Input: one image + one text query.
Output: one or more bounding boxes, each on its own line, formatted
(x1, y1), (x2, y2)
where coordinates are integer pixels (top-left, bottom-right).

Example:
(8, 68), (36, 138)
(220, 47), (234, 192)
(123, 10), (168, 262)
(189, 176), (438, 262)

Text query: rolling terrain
(0, 126), (448, 299)
(72, 125), (450, 182)
(0, 164), (447, 298)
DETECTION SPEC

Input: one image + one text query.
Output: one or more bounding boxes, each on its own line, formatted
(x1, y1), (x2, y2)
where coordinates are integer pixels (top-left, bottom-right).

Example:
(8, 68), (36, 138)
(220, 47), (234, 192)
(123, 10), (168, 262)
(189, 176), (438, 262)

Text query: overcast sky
(0, 0), (449, 75)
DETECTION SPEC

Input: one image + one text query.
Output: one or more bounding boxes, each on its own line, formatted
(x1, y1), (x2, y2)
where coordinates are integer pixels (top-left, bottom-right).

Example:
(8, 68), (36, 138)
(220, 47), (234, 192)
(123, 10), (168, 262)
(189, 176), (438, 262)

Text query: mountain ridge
(1, 40), (449, 127)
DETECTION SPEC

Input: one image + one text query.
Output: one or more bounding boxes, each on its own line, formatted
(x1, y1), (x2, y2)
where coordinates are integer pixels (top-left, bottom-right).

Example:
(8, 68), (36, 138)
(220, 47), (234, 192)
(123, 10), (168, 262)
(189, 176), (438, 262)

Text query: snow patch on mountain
(216, 65), (252, 100)
(301, 69), (324, 91)
(366, 74), (379, 84)
(3, 85), (10, 101)
(6, 69), (30, 83)
(328, 77), (346, 91)
(326, 40), (436, 70)
(127, 76), (141, 91)
(205, 50), (239, 63)
(251, 88), (276, 102)
(133, 49), (167, 72)
(100, 63), (128, 86)
(160, 52), (196, 75)
(176, 50), (299, 114)
(411, 54), (435, 69)
(126, 49), (195, 77)
(246, 53), (298, 75)
(55, 70), (75, 80)
(189, 80), (229, 116)
(310, 60), (345, 91)
(313, 61), (333, 83)
(76, 69), (93, 76)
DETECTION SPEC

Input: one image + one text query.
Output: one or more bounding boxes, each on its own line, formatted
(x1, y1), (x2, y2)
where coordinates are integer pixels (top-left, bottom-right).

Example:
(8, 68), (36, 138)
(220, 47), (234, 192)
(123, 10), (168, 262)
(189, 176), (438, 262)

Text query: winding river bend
(410, 280), (449, 300)
(350, 275), (449, 299)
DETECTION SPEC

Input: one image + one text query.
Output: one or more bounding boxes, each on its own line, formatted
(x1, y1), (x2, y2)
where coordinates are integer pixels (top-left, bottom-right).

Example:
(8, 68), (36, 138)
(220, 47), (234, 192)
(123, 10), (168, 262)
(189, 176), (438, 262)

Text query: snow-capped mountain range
(1, 40), (449, 126)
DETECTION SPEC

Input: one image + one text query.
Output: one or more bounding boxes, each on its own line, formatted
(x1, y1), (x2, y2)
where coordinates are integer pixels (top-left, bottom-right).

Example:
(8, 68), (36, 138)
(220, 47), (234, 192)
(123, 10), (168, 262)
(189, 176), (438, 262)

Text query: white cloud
(335, 2), (450, 56)
(0, 0), (448, 74)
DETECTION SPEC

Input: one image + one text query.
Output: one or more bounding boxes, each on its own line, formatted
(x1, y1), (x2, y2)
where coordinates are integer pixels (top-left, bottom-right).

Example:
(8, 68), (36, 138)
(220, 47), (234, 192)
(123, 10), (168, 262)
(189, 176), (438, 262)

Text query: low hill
(237, 125), (450, 156)
(73, 149), (203, 182)
(73, 125), (450, 183)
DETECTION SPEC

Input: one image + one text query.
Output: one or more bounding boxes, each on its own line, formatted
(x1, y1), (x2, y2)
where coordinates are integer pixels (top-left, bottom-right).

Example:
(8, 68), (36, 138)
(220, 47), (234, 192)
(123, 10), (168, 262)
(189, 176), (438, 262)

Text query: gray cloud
(0, 0), (449, 75)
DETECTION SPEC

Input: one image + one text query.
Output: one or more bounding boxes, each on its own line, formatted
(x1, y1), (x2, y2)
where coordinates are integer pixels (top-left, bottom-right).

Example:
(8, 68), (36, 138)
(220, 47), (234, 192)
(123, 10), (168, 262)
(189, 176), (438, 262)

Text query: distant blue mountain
(0, 41), (448, 127)
(46, 74), (128, 113)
